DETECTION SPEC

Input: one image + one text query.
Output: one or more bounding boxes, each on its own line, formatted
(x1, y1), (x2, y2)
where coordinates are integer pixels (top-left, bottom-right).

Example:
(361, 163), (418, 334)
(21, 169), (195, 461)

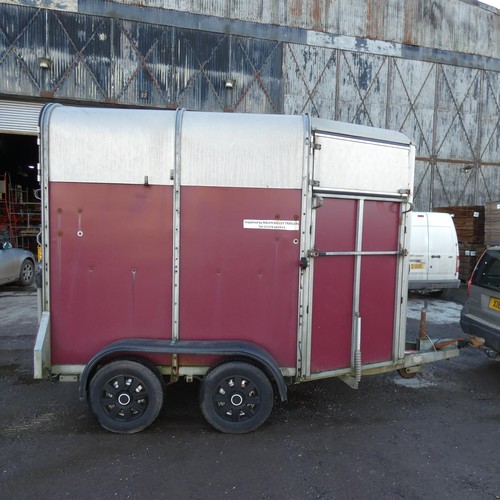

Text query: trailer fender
(79, 339), (288, 403)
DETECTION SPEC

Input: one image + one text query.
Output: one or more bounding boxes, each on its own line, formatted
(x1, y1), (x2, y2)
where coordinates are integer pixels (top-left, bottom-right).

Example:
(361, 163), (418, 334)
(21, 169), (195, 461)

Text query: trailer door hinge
(307, 249), (320, 258)
(313, 143), (322, 151)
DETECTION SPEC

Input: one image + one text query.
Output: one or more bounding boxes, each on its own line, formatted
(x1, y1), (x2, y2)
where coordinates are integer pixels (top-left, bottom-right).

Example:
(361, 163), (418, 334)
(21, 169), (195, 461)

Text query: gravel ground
(1, 284), (499, 500)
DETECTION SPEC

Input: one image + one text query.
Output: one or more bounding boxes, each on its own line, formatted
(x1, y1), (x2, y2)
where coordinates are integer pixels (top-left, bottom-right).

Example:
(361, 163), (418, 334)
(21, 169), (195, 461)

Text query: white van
(408, 212), (460, 293)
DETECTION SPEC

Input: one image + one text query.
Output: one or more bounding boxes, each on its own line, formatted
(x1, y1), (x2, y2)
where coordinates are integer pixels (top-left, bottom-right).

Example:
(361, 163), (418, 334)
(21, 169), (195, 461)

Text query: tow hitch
(399, 301), (486, 379)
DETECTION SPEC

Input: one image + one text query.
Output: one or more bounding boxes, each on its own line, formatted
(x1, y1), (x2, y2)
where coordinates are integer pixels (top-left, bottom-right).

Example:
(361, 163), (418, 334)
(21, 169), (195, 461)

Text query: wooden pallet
(458, 243), (486, 281)
(433, 206), (485, 244)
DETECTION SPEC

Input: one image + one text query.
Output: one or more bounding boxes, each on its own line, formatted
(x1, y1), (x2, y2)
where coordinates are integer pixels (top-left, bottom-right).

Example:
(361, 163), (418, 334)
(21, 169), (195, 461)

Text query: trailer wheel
(89, 360), (164, 434)
(397, 367), (418, 379)
(200, 361), (273, 433)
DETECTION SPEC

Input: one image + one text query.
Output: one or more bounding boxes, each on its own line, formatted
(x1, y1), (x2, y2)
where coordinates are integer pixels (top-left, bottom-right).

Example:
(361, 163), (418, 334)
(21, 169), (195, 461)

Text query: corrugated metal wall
(0, 1), (499, 209)
(0, 7), (282, 112)
(284, 45), (500, 209)
(111, 0), (500, 59)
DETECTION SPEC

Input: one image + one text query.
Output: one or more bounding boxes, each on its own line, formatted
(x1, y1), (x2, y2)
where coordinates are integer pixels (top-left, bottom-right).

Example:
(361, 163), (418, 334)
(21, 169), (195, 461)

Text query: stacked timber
(433, 206), (485, 281)
(485, 201), (500, 247)
(459, 243), (486, 281)
(434, 206), (484, 243)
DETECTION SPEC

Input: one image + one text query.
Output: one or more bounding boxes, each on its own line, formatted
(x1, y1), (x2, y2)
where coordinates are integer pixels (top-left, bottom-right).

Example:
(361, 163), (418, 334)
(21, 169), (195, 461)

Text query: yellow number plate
(489, 297), (500, 312)
(410, 262), (425, 270)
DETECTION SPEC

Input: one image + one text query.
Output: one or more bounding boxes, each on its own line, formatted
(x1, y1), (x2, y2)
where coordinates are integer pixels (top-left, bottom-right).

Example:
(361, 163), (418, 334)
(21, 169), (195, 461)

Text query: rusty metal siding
(47, 12), (113, 101)
(284, 44), (337, 119)
(107, 0), (500, 58)
(283, 42), (500, 209)
(0, 2), (499, 210)
(0, 7), (45, 97)
(0, 5), (283, 112)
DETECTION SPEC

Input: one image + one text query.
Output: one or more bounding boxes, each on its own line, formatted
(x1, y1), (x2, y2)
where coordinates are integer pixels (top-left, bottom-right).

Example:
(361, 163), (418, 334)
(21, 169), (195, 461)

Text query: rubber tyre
(89, 360), (164, 434)
(17, 259), (34, 286)
(397, 367), (418, 379)
(200, 361), (274, 434)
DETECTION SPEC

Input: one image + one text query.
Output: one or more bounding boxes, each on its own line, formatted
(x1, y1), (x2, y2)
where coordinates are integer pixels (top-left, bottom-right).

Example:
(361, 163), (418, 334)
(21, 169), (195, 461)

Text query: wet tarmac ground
(1, 284), (499, 499)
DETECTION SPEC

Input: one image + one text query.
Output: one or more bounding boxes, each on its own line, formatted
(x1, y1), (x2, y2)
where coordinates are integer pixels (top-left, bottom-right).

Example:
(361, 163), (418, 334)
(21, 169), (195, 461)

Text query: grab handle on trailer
(402, 201), (414, 214)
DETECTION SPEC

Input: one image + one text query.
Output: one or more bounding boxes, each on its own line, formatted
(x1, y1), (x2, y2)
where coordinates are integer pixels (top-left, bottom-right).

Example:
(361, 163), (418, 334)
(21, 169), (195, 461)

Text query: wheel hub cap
(230, 393), (244, 407)
(118, 392), (132, 406)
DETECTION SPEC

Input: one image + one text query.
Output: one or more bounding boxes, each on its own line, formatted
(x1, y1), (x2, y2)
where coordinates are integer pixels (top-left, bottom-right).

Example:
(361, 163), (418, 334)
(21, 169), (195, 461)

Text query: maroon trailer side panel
(178, 186), (301, 368)
(49, 183), (173, 365)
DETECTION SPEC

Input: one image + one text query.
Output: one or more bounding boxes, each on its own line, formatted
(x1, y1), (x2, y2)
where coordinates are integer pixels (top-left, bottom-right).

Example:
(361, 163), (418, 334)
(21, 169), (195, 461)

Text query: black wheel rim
(100, 375), (150, 422)
(213, 375), (262, 423)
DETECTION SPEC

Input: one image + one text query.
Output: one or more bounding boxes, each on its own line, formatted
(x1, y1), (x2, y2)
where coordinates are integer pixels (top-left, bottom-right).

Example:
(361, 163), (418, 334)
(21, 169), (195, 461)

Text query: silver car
(0, 242), (36, 286)
(460, 246), (500, 353)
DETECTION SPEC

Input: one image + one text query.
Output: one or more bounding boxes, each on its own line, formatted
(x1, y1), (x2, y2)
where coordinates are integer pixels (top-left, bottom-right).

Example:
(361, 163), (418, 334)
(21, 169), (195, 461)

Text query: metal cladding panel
(0, 99), (44, 134)
(386, 58), (436, 158)
(434, 65), (480, 161)
(111, 0), (500, 59)
(46, 106), (176, 185)
(312, 117), (410, 145)
(181, 111), (305, 188)
(45, 10), (114, 103)
(313, 131), (413, 195)
(0, 6), (46, 97)
(48, 183), (173, 365)
(178, 186), (301, 368)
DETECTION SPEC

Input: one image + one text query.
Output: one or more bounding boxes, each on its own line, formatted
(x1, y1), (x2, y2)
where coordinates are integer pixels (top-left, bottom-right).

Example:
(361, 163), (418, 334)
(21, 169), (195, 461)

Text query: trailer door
(310, 195), (402, 373)
(305, 125), (413, 377)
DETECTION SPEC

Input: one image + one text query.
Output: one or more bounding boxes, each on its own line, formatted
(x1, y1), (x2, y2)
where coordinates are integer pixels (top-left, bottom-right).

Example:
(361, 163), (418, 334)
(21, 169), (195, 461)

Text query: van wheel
(89, 360), (164, 434)
(200, 361), (273, 433)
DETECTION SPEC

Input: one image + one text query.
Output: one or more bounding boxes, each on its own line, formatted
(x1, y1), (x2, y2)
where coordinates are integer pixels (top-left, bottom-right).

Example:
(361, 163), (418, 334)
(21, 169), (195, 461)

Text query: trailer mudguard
(78, 339), (288, 402)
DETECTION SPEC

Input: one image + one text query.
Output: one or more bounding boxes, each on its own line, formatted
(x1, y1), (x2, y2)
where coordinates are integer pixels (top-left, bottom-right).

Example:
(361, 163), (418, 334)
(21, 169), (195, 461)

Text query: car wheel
(17, 259), (34, 286)
(200, 361), (274, 433)
(89, 360), (164, 434)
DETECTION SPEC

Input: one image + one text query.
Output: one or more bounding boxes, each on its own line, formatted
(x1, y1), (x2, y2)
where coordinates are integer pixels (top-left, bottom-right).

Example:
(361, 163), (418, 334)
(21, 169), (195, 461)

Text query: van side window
(473, 250), (500, 291)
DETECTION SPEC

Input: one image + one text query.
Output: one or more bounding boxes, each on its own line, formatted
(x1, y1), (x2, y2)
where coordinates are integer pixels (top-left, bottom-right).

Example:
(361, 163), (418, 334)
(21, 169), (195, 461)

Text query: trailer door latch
(299, 257), (309, 269)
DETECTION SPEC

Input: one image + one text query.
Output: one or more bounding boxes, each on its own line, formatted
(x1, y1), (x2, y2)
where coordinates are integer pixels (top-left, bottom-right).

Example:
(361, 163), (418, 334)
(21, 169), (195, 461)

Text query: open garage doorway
(0, 133), (40, 254)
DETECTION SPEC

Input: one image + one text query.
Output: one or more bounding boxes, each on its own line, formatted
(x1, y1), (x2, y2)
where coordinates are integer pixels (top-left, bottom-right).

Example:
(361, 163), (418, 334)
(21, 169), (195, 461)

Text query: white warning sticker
(243, 219), (299, 231)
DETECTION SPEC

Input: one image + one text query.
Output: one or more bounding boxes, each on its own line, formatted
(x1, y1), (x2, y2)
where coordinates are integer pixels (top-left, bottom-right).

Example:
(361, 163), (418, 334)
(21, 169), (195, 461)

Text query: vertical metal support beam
(430, 64), (440, 211)
(110, 19), (116, 102)
(385, 57), (393, 130)
(297, 114), (313, 380)
(474, 70), (485, 205)
(172, 109), (185, 345)
(352, 199), (364, 380)
(335, 49), (341, 121)
(42, 9), (50, 93)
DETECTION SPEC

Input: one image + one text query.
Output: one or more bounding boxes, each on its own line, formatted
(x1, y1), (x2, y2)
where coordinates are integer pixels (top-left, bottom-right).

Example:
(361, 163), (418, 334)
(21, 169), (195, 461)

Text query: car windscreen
(473, 249), (500, 291)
